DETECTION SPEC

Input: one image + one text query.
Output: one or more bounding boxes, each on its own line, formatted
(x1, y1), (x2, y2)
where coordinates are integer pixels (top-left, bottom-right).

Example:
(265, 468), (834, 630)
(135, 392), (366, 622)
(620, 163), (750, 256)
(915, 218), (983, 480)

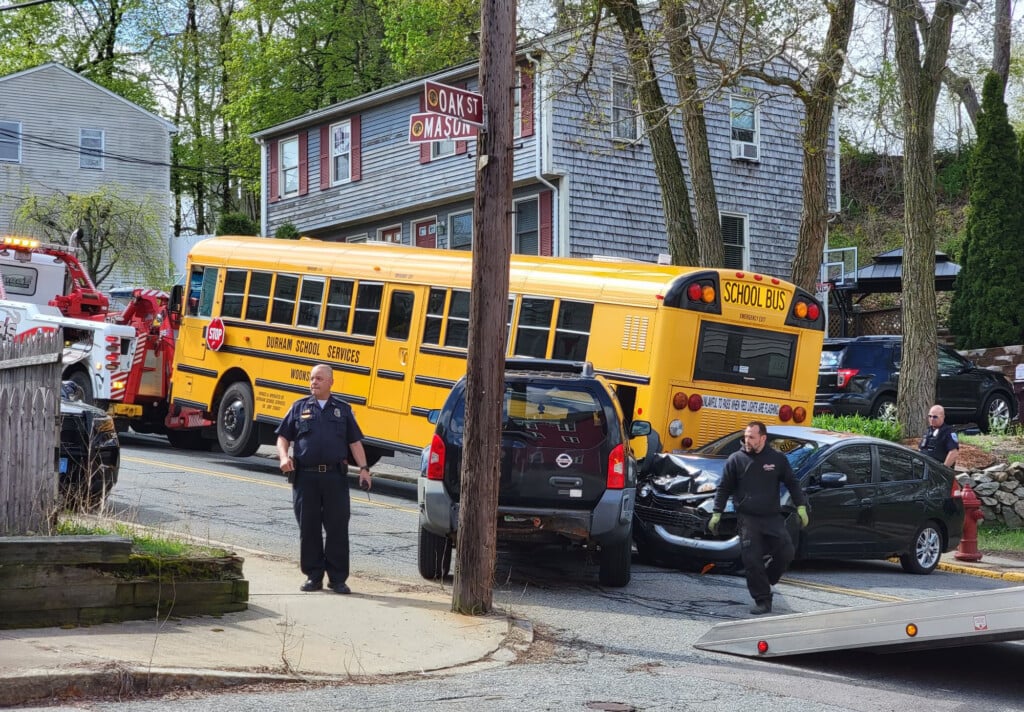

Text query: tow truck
(0, 234), (195, 439)
(694, 585), (1024, 657)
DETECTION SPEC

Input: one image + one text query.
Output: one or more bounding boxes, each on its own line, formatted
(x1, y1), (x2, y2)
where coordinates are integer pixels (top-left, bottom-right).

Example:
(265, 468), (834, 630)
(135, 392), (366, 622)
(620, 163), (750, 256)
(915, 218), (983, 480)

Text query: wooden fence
(0, 334), (62, 535)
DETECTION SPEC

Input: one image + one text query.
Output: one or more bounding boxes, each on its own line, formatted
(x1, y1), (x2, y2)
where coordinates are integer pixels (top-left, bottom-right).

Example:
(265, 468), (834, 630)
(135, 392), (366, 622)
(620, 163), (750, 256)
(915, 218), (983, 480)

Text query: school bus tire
(216, 381), (261, 458)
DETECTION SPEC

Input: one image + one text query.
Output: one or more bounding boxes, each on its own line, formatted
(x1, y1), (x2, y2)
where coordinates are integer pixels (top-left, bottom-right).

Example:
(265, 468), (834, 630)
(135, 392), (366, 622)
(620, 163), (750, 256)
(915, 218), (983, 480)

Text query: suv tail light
(837, 368), (859, 388)
(426, 434), (445, 481)
(607, 443), (625, 489)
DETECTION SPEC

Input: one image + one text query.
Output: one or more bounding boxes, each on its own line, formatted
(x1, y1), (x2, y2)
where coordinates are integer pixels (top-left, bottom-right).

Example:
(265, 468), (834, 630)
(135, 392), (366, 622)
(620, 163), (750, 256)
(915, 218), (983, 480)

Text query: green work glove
(708, 513), (721, 535)
(797, 505), (809, 528)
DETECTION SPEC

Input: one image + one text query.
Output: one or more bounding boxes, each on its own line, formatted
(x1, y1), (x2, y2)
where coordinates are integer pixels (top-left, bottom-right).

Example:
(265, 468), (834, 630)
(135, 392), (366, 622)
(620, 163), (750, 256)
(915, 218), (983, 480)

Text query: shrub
(811, 413), (902, 441)
(274, 222), (300, 239)
(216, 211), (259, 236)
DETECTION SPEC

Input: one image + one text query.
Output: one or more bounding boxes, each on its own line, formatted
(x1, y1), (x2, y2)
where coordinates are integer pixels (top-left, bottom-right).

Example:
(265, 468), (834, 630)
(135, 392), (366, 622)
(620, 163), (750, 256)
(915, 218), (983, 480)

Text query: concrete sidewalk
(0, 549), (524, 707)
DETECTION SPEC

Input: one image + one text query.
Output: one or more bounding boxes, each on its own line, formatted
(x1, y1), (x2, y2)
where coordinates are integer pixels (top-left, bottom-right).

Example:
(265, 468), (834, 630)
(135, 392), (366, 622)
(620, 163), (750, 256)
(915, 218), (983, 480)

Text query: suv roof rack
(504, 358), (595, 377)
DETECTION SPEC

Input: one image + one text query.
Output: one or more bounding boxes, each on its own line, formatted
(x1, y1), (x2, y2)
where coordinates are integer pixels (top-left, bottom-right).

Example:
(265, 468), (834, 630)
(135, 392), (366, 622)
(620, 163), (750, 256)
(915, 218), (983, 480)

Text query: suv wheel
(598, 537), (632, 587)
(871, 395), (897, 423)
(980, 393), (1013, 434)
(418, 526), (452, 580)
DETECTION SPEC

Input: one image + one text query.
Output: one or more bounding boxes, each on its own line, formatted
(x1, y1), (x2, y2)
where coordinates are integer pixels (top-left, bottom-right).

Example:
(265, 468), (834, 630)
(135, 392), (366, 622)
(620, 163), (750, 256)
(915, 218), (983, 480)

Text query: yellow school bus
(167, 236), (824, 462)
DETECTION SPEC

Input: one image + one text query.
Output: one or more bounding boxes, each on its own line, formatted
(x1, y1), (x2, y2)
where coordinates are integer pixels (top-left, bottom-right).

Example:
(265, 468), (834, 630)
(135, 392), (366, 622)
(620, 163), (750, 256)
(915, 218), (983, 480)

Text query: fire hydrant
(954, 478), (985, 562)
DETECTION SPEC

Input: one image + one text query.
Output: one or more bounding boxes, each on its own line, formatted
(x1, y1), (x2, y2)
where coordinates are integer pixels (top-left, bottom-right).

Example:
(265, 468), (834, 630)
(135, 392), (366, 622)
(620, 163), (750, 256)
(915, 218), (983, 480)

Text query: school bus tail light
(686, 282), (716, 304)
(607, 444), (625, 489)
(426, 434), (445, 481)
(688, 393), (703, 411)
(779, 405), (793, 422)
(793, 406), (807, 423)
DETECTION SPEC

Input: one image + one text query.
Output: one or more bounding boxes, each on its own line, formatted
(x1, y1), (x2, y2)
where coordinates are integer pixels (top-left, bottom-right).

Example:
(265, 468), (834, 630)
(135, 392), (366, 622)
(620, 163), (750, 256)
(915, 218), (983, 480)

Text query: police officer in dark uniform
(276, 363), (372, 594)
(710, 421), (809, 615)
(919, 404), (959, 467)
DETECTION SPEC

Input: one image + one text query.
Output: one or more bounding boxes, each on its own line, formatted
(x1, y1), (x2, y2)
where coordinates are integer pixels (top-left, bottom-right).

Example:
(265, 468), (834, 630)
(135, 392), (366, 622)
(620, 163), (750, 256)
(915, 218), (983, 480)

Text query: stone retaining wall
(964, 462), (1024, 528)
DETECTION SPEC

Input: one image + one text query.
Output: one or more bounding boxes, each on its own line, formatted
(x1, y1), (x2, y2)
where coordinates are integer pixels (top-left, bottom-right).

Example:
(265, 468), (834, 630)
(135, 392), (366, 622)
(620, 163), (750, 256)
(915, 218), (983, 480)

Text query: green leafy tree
(12, 189), (168, 287)
(379, 0), (479, 76)
(216, 211), (259, 235)
(950, 72), (1024, 348)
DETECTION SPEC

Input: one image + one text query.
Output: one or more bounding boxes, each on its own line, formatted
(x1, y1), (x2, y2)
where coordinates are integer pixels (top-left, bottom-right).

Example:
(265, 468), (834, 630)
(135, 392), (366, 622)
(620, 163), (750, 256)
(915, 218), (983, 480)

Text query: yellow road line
(780, 576), (906, 602)
(123, 455), (417, 513)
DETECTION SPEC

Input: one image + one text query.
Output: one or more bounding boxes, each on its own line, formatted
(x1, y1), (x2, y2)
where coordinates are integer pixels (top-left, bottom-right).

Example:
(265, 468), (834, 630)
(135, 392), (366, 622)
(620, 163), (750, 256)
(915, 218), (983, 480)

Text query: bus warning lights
(792, 299), (821, 322)
(686, 282), (716, 304)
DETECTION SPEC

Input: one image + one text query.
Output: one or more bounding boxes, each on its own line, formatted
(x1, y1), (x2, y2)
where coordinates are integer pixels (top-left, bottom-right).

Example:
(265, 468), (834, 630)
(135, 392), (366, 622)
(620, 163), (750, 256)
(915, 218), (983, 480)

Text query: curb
(937, 560), (1024, 582)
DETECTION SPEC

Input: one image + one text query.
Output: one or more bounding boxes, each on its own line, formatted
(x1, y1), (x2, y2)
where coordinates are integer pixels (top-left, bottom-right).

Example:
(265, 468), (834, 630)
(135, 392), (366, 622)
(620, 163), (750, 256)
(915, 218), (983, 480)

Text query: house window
(513, 69), (523, 140)
(80, 128), (104, 169)
(449, 211), (473, 251)
(432, 137), (455, 159)
(347, 233), (368, 243)
(280, 137), (299, 197)
(0, 120), (21, 163)
(611, 68), (637, 141)
(514, 198), (539, 255)
(730, 94), (760, 160)
(721, 214), (747, 270)
(331, 120), (351, 184)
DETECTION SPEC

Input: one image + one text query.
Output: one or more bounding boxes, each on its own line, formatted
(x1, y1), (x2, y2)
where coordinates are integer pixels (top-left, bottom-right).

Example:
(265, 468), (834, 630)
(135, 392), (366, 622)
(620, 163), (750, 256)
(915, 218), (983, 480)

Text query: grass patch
(811, 413), (902, 442)
(57, 518), (230, 559)
(978, 523), (1024, 554)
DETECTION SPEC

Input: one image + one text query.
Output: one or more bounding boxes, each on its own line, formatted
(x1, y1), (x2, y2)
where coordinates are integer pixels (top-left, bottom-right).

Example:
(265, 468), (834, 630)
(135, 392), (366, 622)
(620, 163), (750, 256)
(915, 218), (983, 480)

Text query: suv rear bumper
(813, 393), (873, 416)
(418, 477), (634, 545)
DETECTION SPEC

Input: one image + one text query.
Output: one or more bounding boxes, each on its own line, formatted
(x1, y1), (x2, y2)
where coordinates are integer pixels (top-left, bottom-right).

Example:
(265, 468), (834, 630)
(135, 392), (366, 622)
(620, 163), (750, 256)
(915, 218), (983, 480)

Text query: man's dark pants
(738, 513), (795, 604)
(292, 468), (351, 585)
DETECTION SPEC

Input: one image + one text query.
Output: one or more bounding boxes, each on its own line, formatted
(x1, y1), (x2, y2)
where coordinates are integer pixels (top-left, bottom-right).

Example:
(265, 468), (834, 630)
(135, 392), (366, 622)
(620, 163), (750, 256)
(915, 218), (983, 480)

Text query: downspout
(527, 53), (560, 256)
(257, 138), (268, 237)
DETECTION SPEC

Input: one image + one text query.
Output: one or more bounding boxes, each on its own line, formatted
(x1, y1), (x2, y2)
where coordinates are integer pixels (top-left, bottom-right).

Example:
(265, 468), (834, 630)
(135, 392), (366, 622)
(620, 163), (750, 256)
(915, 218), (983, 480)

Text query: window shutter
(268, 139), (279, 203)
(539, 190), (553, 255)
(351, 115), (362, 181)
(298, 131), (308, 195)
(521, 66), (535, 138)
(320, 125), (330, 189)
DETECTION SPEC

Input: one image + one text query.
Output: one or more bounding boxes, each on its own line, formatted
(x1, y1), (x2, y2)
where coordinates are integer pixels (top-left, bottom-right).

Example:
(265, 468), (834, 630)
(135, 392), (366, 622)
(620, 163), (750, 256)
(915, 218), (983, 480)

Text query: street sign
(424, 80), (484, 127)
(206, 317), (225, 351)
(408, 112), (477, 144)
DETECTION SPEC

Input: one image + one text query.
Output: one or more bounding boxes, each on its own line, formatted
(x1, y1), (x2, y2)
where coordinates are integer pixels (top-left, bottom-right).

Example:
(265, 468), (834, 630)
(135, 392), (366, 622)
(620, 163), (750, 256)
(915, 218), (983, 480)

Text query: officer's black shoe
(328, 582), (351, 594)
(750, 599), (772, 615)
(300, 579), (323, 592)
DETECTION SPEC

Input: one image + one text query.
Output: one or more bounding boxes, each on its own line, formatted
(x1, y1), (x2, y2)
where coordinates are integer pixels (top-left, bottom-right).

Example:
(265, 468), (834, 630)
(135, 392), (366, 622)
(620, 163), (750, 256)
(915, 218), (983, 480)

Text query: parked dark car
(417, 359), (650, 587)
(60, 380), (119, 510)
(814, 335), (1016, 432)
(633, 425), (964, 575)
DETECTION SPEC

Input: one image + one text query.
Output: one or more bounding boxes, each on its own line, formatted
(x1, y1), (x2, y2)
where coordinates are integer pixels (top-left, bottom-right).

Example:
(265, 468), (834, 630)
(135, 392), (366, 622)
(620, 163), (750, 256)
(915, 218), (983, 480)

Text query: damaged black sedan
(633, 426), (963, 575)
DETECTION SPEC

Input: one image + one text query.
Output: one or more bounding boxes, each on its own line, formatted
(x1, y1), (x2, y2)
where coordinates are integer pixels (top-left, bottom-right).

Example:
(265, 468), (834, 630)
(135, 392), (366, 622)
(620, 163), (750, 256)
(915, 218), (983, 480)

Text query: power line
(0, 126), (257, 180)
(0, 0), (63, 11)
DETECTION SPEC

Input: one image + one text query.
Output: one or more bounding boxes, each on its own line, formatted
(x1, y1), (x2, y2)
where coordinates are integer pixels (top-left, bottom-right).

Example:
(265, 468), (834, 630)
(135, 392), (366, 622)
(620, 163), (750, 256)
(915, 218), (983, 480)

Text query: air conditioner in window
(731, 141), (760, 161)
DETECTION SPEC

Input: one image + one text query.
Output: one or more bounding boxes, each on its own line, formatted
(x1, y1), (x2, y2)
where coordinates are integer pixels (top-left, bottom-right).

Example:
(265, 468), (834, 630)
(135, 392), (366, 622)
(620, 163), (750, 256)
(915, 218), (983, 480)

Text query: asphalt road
(78, 433), (1024, 711)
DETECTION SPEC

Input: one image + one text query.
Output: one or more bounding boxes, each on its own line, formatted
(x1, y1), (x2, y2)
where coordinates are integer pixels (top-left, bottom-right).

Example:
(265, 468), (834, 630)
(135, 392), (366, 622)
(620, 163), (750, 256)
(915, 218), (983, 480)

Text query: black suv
(59, 381), (120, 510)
(815, 336), (1016, 432)
(416, 360), (651, 587)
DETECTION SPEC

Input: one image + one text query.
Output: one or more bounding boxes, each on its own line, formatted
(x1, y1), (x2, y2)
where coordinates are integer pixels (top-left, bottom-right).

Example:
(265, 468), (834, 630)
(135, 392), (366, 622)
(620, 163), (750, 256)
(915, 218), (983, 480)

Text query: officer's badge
(334, 408), (340, 418)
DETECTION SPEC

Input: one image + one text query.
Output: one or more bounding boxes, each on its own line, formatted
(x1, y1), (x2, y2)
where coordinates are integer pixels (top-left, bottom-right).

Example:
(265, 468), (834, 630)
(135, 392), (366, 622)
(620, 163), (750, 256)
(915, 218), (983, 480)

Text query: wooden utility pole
(452, 0), (516, 615)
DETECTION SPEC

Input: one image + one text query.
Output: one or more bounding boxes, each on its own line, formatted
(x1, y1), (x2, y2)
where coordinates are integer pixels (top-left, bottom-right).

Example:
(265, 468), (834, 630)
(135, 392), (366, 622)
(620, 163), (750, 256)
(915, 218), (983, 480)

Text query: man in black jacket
(710, 421), (809, 615)
(919, 405), (959, 468)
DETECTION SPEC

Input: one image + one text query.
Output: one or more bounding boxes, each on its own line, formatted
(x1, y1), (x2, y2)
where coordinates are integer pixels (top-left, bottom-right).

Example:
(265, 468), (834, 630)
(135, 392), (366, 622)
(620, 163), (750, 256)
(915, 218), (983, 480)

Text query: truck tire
(418, 526), (452, 580)
(216, 382), (261, 457)
(67, 370), (94, 405)
(598, 537), (632, 587)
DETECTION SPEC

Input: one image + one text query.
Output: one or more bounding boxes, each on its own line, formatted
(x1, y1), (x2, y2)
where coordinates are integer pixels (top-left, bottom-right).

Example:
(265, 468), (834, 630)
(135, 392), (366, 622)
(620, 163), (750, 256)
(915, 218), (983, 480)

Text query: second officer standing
(276, 364), (372, 594)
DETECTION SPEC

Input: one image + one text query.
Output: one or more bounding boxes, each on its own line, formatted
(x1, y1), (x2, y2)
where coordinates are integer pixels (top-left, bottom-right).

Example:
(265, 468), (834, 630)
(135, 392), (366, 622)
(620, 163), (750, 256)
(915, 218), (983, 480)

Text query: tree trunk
(890, 0), (959, 438)
(662, 0), (721, 267)
(790, 0), (855, 292)
(452, 0), (515, 616)
(607, 0), (699, 266)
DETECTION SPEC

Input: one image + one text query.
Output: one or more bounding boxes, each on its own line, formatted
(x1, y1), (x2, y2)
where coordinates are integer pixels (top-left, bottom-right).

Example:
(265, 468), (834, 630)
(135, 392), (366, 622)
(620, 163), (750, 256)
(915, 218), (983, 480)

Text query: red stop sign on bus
(206, 317), (226, 351)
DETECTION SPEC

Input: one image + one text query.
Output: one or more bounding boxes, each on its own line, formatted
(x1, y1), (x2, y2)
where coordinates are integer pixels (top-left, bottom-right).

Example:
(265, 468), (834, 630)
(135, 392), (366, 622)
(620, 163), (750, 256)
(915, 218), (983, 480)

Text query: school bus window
(507, 296), (515, 344)
(386, 290), (415, 340)
(424, 287), (446, 344)
(245, 271), (272, 322)
(187, 267), (204, 316)
(222, 269), (248, 318)
(553, 300), (593, 360)
(353, 282), (383, 336)
(271, 273), (299, 325)
(445, 289), (470, 348)
(198, 267), (219, 317)
(297, 277), (325, 328)
(693, 322), (796, 391)
(515, 296), (553, 357)
(325, 278), (354, 332)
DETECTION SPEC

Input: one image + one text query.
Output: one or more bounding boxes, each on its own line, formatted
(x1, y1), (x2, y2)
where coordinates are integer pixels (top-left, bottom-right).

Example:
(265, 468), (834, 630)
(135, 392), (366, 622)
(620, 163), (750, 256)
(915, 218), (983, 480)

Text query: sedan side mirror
(820, 472), (848, 488)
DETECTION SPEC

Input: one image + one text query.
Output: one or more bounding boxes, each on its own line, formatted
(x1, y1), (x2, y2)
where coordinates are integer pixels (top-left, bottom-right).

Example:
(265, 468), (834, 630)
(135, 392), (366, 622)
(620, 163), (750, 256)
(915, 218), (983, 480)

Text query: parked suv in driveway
(815, 336), (1016, 432)
(417, 360), (651, 587)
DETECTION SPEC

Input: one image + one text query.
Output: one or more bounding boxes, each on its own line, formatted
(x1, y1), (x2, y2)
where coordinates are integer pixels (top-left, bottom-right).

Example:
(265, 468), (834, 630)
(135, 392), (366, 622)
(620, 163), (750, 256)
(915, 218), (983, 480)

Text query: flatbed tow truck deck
(694, 585), (1024, 658)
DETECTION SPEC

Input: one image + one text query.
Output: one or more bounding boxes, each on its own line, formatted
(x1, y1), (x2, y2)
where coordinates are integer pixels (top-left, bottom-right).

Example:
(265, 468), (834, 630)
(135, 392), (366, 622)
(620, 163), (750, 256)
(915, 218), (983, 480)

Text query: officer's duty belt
(298, 464), (339, 473)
